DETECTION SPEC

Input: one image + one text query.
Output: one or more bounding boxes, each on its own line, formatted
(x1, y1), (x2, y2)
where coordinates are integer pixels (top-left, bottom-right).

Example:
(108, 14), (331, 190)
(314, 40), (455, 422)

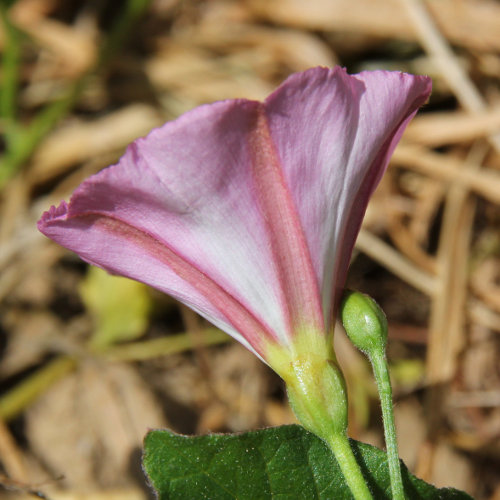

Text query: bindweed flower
(38, 67), (431, 456)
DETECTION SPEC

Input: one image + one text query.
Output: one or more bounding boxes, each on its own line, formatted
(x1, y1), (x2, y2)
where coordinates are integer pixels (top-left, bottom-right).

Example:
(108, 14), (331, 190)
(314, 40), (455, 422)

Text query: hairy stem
(370, 352), (405, 500)
(327, 434), (373, 500)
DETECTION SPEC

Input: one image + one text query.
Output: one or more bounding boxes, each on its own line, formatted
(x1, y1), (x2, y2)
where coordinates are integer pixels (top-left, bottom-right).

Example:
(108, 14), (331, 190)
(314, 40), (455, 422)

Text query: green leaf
(143, 425), (472, 500)
(80, 266), (152, 349)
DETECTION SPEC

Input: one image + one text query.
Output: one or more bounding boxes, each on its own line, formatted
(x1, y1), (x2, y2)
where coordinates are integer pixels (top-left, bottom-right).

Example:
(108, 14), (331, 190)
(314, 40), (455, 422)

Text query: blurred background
(1, 0), (500, 498)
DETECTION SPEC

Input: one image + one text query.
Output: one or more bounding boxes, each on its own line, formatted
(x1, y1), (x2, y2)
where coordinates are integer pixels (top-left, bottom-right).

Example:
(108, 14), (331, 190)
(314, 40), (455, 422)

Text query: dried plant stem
(393, 145), (500, 205)
(427, 142), (487, 385)
(420, 143), (485, 477)
(400, 0), (500, 152)
(0, 418), (27, 481)
(356, 229), (435, 296)
(400, 0), (492, 385)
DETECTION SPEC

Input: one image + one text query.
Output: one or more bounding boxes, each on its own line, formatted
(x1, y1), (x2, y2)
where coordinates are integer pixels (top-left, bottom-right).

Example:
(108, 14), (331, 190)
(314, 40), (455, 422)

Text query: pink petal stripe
(41, 209), (276, 357)
(94, 216), (276, 355)
(264, 67), (432, 328)
(265, 67), (365, 329)
(249, 107), (324, 333)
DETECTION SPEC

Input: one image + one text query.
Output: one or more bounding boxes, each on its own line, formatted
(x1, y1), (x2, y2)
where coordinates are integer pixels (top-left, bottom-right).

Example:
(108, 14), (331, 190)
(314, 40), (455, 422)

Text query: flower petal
(39, 100), (297, 355)
(39, 66), (431, 359)
(264, 67), (432, 327)
(246, 109), (324, 335)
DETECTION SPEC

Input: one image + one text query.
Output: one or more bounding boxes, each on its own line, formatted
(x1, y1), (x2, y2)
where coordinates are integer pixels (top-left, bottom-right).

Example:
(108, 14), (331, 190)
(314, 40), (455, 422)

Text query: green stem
(102, 328), (229, 361)
(370, 352), (405, 500)
(0, 3), (23, 184)
(279, 338), (373, 500)
(0, 4), (21, 122)
(97, 0), (151, 69)
(327, 434), (373, 500)
(0, 356), (77, 421)
(0, 329), (228, 422)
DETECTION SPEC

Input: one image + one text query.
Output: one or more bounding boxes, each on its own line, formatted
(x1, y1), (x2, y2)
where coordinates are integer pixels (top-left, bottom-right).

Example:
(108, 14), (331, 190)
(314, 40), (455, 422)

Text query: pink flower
(38, 67), (431, 370)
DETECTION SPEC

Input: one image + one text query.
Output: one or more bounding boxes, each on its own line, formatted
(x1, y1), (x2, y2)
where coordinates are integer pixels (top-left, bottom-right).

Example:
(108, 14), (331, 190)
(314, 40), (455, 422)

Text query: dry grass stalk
(250, 0), (500, 51)
(392, 144), (500, 204)
(406, 107), (500, 147)
(427, 142), (486, 385)
(401, 0), (500, 152)
(356, 228), (436, 296)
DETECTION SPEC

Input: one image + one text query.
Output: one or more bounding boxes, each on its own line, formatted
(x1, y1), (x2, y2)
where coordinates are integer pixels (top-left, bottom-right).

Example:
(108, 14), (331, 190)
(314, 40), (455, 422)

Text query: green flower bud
(340, 290), (388, 356)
